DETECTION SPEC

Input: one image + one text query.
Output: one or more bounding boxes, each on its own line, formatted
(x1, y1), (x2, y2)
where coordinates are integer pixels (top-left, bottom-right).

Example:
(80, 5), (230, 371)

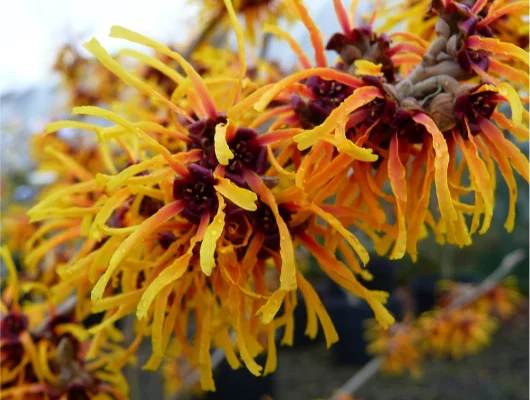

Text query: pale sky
(0, 0), (350, 94)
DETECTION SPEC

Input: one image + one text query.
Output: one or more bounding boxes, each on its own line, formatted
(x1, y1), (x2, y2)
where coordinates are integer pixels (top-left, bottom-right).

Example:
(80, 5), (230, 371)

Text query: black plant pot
(325, 293), (403, 366)
(409, 272), (441, 316)
(197, 356), (275, 400)
(363, 256), (398, 293)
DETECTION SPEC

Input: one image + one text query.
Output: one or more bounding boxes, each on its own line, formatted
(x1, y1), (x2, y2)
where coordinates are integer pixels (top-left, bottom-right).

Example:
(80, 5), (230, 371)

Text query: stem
(328, 357), (383, 400)
(449, 249), (526, 309)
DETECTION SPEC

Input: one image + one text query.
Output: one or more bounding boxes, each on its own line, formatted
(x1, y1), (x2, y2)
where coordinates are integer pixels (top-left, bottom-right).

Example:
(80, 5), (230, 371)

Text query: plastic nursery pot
(408, 272), (441, 316)
(197, 355), (275, 400)
(324, 293), (403, 366)
(409, 272), (482, 316)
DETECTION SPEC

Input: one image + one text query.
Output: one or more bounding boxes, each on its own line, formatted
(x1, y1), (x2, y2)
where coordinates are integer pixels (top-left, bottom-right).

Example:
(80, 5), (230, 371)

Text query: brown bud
(56, 337), (76, 366)
(429, 93), (456, 131)
(446, 34), (459, 57)
(401, 97), (422, 110)
(340, 45), (362, 64)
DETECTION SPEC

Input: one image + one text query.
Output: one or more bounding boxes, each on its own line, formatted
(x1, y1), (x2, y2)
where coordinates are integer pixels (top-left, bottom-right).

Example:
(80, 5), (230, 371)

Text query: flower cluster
(2, 0), (528, 395)
(365, 276), (523, 375)
(0, 247), (129, 399)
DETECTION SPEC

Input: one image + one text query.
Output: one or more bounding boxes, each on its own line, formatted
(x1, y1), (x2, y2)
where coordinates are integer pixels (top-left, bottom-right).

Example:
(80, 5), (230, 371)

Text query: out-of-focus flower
(366, 321), (423, 376)
(195, 0), (294, 44)
(420, 307), (498, 358)
(54, 44), (123, 108)
(1, 205), (37, 254)
(0, 246), (129, 399)
(438, 277), (523, 319)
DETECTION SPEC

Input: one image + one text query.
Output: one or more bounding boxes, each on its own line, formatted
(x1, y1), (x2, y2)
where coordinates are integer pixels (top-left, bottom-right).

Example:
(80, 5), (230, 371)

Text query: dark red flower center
(0, 312), (28, 343)
(326, 26), (395, 82)
(292, 77), (354, 128)
(225, 128), (268, 186)
(187, 114), (267, 182)
(173, 164), (218, 223)
(454, 89), (501, 135)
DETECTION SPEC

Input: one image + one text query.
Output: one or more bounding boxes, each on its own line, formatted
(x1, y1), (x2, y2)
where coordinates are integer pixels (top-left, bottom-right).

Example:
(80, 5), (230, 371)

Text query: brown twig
(327, 248), (526, 400)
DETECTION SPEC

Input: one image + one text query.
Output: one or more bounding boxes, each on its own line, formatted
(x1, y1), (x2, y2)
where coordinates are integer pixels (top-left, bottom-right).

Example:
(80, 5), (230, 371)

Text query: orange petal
(412, 113), (457, 222)
(254, 68), (362, 112)
(294, 86), (383, 151)
(466, 36), (529, 66)
(478, 118), (529, 182)
(199, 307), (215, 391)
(481, 135), (517, 232)
(309, 203), (370, 265)
(333, 0), (351, 34)
(245, 170), (296, 292)
(387, 134), (407, 259)
(290, 0), (327, 67)
(297, 271), (338, 348)
(454, 127), (493, 233)
(478, 1), (529, 27)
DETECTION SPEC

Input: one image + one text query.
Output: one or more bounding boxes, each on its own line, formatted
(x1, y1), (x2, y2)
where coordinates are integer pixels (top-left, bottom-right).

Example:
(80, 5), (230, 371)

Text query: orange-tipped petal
(478, 1), (529, 27)
(481, 134), (517, 232)
(454, 128), (493, 232)
(387, 134), (407, 259)
(297, 271), (338, 348)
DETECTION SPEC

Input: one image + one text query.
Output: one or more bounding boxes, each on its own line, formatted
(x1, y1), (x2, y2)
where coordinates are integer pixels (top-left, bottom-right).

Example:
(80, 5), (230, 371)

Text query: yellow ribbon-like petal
(214, 122), (235, 165)
(200, 196), (226, 276)
(215, 177), (257, 211)
(353, 60), (384, 77)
